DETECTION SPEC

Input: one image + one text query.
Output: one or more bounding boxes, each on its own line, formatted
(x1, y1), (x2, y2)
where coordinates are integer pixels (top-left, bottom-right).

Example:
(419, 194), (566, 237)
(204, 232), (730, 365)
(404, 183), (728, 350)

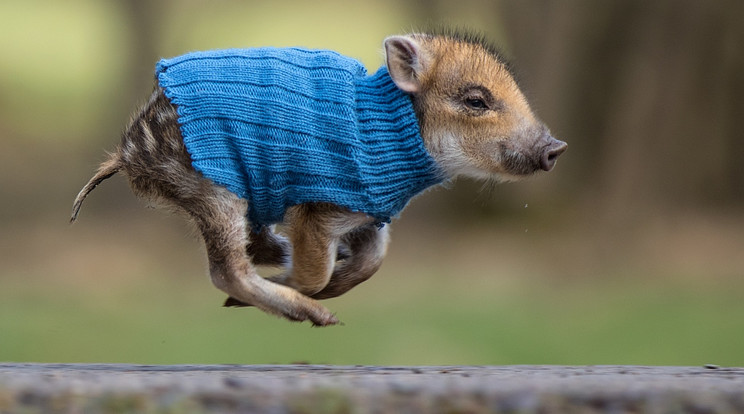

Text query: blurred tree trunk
(118, 0), (167, 111)
(83, 0), (167, 210)
(499, 0), (744, 220)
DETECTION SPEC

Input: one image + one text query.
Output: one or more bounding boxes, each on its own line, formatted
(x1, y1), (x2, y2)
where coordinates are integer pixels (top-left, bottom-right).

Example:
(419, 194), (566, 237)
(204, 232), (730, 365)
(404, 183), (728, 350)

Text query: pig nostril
(540, 141), (567, 172)
(540, 154), (555, 171)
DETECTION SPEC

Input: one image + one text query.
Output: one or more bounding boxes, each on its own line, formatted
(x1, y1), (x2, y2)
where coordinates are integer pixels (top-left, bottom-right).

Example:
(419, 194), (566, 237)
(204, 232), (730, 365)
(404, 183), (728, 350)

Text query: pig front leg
(245, 224), (353, 268)
(271, 203), (375, 296)
(273, 207), (388, 299)
(311, 224), (389, 300)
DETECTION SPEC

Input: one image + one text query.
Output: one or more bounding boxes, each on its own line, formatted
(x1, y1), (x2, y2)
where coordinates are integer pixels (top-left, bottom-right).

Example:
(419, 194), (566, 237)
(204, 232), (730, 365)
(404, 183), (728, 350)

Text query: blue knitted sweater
(156, 48), (443, 226)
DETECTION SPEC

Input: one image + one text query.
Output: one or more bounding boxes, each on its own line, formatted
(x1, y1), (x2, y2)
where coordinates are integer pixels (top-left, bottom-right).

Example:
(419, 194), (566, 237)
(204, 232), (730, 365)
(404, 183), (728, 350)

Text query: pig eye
(458, 85), (497, 114)
(464, 97), (488, 110)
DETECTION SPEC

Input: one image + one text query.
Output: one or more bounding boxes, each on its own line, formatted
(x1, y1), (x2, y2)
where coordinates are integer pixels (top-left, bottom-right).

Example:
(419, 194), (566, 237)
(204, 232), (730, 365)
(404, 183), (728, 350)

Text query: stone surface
(1, 364), (743, 413)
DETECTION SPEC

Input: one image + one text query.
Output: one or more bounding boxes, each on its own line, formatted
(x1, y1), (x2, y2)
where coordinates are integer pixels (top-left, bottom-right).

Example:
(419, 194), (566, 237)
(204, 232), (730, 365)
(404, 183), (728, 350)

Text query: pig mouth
(498, 143), (543, 176)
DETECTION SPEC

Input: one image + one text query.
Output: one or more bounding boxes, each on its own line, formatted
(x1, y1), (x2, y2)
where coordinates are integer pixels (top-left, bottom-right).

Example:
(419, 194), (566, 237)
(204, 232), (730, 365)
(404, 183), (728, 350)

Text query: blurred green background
(1, 0), (743, 366)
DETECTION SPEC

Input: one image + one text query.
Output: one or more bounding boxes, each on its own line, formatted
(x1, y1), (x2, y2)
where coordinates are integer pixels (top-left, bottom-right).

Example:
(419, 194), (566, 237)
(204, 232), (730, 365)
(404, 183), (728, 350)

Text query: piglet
(72, 32), (566, 326)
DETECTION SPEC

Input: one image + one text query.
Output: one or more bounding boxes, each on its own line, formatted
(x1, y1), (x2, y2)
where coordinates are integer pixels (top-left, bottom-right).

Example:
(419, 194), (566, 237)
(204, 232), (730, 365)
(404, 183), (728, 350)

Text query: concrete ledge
(1, 364), (743, 413)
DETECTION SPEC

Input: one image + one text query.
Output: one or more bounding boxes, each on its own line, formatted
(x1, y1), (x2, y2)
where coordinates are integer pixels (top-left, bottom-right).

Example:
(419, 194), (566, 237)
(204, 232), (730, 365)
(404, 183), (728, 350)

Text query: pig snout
(539, 136), (567, 172)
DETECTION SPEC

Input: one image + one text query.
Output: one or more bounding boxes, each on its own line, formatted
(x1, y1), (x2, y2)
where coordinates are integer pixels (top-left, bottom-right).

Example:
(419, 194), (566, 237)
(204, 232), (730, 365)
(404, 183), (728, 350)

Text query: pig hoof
(224, 296), (251, 307)
(224, 296), (338, 326)
(311, 313), (340, 327)
(289, 307), (339, 327)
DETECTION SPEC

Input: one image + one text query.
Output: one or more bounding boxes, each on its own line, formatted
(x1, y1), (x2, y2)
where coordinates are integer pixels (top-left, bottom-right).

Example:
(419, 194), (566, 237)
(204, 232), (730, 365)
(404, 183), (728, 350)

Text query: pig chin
(499, 145), (543, 176)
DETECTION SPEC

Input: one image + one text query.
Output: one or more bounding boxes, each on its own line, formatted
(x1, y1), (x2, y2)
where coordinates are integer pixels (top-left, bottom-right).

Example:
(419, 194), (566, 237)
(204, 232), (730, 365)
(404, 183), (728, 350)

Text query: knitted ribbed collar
(346, 65), (445, 223)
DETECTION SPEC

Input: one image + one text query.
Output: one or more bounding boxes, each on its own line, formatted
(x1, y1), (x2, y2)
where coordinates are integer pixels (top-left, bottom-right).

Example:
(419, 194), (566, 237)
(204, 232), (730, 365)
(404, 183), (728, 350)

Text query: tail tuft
(70, 156), (121, 223)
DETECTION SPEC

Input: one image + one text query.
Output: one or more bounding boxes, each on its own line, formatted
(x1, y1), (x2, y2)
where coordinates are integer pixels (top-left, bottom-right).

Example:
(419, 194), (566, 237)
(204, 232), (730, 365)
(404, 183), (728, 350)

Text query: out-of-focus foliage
(1, 0), (743, 365)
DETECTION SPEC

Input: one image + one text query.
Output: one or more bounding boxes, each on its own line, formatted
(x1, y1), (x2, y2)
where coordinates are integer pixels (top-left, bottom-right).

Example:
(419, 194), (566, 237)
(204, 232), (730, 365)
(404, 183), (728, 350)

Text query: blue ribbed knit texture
(156, 48), (443, 226)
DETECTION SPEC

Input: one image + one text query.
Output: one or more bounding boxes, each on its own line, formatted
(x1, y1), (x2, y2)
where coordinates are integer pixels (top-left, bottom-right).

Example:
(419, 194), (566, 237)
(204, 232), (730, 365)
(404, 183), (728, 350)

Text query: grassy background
(3, 204), (744, 366)
(1, 0), (743, 366)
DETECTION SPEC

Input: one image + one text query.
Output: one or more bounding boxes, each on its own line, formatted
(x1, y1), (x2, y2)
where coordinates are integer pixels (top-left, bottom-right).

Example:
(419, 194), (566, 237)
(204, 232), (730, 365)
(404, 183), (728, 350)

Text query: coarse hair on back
(417, 26), (518, 79)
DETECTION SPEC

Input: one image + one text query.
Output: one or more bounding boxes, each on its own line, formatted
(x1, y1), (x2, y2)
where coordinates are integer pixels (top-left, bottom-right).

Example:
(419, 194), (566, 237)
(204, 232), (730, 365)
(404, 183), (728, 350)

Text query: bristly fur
(421, 27), (519, 83)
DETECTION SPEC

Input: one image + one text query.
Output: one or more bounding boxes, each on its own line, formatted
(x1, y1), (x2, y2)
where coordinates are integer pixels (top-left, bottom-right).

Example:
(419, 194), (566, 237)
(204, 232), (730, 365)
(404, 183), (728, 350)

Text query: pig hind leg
(121, 88), (338, 326)
(191, 188), (338, 325)
(246, 226), (291, 267)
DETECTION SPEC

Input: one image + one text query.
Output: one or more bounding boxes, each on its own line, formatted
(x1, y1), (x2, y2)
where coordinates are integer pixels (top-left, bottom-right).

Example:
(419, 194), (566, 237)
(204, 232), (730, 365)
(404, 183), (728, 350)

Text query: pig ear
(384, 35), (427, 93)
